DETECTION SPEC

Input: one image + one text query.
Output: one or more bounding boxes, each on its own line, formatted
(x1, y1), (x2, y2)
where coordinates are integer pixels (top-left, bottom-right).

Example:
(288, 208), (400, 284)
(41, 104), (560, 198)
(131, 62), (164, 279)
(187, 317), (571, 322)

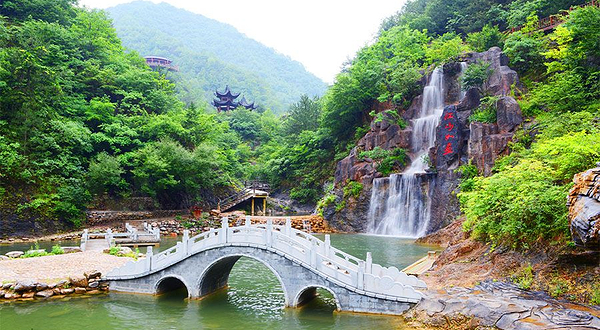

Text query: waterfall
(366, 67), (445, 237)
(459, 62), (468, 100)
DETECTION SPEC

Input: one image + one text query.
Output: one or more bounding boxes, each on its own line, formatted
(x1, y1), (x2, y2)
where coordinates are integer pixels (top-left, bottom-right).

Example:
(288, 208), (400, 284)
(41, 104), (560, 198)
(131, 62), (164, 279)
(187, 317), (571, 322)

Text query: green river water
(0, 234), (437, 330)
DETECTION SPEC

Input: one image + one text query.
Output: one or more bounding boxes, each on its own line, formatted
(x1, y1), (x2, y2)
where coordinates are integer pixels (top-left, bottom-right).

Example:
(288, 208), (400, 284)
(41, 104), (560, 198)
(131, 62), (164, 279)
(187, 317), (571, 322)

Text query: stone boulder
(496, 96), (522, 133)
(468, 122), (513, 176)
(62, 246), (82, 254)
(5, 251), (23, 258)
(568, 165), (600, 249)
(13, 281), (35, 292)
(35, 290), (54, 298)
(467, 47), (522, 96)
(69, 276), (88, 288)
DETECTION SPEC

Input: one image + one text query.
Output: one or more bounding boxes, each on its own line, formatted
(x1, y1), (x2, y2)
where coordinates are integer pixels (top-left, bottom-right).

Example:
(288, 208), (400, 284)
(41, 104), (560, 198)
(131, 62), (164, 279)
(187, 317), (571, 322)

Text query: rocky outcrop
(328, 47), (523, 234)
(465, 46), (522, 97)
(463, 48), (523, 176)
(406, 280), (600, 329)
(334, 147), (378, 186)
(468, 122), (513, 176)
(568, 165), (600, 249)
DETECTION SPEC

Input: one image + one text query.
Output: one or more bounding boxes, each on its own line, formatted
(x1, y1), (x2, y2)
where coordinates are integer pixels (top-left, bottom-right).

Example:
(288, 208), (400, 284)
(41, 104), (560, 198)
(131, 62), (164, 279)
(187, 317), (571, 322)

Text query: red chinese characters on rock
(443, 142), (454, 156)
(442, 110), (456, 156)
(443, 112), (454, 120)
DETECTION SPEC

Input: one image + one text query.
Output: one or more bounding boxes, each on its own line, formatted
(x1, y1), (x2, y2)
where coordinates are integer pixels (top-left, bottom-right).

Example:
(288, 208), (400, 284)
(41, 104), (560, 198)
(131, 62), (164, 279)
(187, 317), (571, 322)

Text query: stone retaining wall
(85, 210), (187, 225)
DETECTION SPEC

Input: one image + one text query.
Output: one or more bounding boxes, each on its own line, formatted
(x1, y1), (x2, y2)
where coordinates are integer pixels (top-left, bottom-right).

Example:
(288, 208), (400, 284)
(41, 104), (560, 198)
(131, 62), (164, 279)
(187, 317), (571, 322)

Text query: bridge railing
(107, 216), (426, 302)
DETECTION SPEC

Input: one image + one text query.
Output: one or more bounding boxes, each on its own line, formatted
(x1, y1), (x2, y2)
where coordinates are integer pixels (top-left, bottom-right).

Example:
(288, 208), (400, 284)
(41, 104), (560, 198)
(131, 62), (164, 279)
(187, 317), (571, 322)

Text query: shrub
(359, 147), (408, 176)
(469, 95), (499, 123)
(316, 193), (337, 216)
(457, 162), (478, 192)
(466, 24), (504, 52)
(460, 159), (569, 248)
(343, 181), (363, 199)
(335, 200), (346, 212)
(51, 244), (64, 255)
(461, 62), (493, 93)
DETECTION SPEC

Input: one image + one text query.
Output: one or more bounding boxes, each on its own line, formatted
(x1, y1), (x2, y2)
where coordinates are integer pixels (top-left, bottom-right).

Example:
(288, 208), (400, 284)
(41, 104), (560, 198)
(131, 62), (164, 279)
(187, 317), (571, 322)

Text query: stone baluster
(285, 217), (291, 236)
(358, 260), (365, 289)
(146, 246), (153, 271)
(310, 239), (317, 268)
(176, 241), (182, 258)
(106, 228), (113, 247)
(324, 234), (331, 258)
(80, 229), (88, 251)
(266, 218), (272, 247)
(220, 217), (228, 244)
(366, 252), (373, 274)
(182, 230), (189, 256)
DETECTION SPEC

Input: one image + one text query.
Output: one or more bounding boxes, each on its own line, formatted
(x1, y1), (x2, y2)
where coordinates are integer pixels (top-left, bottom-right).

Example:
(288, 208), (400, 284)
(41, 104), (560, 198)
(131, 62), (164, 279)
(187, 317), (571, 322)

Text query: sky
(78, 0), (407, 83)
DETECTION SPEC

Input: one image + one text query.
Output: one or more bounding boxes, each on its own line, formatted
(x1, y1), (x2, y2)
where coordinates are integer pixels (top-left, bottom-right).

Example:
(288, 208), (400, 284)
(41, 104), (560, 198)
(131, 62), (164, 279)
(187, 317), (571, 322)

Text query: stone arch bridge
(105, 218), (426, 315)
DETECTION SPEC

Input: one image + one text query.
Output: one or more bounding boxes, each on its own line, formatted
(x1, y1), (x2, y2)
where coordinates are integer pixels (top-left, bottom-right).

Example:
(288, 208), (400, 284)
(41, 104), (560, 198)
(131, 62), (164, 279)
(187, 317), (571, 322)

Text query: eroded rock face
(466, 46), (522, 96)
(496, 96), (523, 133)
(468, 122), (513, 176)
(568, 166), (600, 249)
(407, 280), (600, 329)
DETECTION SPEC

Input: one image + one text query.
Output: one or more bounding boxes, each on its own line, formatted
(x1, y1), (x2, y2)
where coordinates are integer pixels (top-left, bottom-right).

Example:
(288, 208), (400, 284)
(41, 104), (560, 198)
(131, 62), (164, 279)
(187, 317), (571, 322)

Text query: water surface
(0, 233), (438, 329)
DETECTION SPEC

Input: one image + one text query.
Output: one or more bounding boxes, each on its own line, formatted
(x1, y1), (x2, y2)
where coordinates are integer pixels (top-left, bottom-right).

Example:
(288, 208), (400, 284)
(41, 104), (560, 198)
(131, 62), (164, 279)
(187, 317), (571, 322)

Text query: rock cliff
(327, 47), (524, 235)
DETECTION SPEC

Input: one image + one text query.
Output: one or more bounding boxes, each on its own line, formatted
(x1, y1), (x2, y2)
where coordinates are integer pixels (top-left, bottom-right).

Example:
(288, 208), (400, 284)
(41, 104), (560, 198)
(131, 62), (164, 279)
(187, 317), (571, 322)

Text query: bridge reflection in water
(106, 217), (426, 315)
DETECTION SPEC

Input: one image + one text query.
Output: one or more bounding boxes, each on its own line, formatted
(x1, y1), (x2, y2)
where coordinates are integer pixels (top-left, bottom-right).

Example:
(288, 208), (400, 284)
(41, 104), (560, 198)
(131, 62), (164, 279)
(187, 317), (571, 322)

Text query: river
(0, 234), (438, 329)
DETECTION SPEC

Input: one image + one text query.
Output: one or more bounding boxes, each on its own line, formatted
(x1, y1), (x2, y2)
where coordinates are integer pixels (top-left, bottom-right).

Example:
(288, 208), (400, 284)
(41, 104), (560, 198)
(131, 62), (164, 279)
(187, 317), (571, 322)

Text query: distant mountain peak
(107, 1), (326, 113)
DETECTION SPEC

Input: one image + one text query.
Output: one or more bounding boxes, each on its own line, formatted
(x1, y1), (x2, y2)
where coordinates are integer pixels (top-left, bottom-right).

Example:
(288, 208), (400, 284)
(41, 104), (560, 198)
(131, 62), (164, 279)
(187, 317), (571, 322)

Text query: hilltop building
(144, 56), (178, 71)
(213, 86), (257, 112)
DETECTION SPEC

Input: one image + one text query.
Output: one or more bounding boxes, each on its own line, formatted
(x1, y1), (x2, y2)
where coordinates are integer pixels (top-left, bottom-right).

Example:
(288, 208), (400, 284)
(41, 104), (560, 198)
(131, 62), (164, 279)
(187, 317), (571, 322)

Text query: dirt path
(0, 251), (131, 283)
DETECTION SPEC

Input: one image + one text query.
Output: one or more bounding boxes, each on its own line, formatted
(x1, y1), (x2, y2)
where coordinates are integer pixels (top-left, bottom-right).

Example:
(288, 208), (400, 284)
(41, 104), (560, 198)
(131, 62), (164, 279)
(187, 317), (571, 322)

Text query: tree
(282, 95), (321, 137)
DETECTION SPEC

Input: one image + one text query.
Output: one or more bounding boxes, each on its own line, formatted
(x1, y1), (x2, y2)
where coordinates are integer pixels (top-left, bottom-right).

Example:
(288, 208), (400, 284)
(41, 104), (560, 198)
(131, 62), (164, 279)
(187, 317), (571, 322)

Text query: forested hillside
(263, 0), (600, 250)
(0, 0), (598, 251)
(0, 0), (256, 233)
(106, 1), (327, 113)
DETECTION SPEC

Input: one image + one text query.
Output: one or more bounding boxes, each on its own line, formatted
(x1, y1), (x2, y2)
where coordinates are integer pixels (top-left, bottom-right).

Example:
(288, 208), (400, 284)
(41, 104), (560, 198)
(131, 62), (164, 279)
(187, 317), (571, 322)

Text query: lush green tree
(282, 95), (321, 137)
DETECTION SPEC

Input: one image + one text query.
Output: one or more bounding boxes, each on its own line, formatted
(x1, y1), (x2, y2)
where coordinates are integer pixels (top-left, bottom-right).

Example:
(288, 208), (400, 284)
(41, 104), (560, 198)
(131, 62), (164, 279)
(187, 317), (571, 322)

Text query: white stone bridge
(105, 217), (426, 314)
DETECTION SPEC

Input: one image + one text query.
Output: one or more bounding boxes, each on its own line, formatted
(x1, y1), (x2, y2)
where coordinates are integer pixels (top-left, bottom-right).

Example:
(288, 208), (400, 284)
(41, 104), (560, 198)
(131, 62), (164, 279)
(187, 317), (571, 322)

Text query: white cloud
(79, 0), (406, 83)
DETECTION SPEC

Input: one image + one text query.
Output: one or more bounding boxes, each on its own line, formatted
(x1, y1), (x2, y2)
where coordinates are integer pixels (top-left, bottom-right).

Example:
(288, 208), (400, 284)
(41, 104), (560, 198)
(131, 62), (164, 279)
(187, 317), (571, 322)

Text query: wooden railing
(508, 0), (599, 34)
(218, 181), (271, 211)
(106, 217), (427, 303)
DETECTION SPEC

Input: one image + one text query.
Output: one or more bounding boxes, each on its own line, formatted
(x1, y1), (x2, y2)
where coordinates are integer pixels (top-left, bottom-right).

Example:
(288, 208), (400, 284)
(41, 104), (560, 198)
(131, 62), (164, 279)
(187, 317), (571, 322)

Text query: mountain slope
(106, 1), (327, 113)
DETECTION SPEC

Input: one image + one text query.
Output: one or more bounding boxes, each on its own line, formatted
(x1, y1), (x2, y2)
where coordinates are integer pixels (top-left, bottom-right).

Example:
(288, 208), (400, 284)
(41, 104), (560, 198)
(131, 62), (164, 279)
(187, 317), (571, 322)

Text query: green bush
(343, 181), (363, 199)
(469, 95), (499, 123)
(335, 200), (346, 212)
(466, 24), (504, 52)
(461, 62), (493, 93)
(51, 244), (64, 255)
(316, 193), (337, 216)
(460, 158), (569, 248)
(457, 162), (478, 192)
(359, 147), (407, 176)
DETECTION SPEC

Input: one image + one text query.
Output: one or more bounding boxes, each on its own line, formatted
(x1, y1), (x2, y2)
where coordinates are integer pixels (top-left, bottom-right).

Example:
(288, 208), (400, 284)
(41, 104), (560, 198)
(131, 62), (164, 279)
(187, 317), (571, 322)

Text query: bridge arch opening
(198, 254), (288, 306)
(294, 286), (340, 311)
(155, 276), (189, 298)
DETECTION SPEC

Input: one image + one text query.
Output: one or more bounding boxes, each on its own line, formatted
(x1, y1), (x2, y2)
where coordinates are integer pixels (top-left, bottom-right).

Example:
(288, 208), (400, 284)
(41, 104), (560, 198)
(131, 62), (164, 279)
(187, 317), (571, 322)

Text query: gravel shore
(0, 251), (131, 283)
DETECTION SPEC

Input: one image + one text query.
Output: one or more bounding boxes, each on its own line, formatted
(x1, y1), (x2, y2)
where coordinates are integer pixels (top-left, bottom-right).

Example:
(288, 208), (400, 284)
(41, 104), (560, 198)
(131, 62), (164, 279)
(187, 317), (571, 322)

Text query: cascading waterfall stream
(366, 65), (465, 237)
